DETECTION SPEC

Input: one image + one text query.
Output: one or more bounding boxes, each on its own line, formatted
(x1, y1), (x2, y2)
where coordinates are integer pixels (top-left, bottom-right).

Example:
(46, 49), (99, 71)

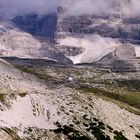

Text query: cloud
(62, 0), (140, 17)
(0, 0), (140, 19)
(62, 0), (115, 16)
(121, 0), (140, 17)
(0, 0), (60, 19)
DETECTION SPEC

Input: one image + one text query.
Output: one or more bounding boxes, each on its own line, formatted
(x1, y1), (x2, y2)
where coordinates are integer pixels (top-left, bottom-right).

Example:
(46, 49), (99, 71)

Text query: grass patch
(115, 80), (140, 91)
(15, 65), (49, 81)
(74, 84), (140, 114)
(122, 93), (140, 108)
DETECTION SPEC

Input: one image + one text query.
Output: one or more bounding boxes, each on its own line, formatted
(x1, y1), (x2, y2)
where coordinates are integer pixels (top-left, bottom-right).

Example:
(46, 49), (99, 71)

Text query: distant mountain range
(0, 0), (140, 69)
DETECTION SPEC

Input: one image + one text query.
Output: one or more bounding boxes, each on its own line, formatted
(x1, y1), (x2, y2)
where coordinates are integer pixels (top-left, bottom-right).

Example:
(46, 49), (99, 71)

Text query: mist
(0, 0), (60, 19)
(63, 0), (115, 16)
(122, 0), (140, 17)
(0, 0), (140, 19)
(63, 0), (140, 17)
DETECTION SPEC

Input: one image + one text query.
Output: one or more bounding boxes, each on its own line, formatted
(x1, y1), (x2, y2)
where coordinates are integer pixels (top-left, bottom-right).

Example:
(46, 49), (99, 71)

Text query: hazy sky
(0, 0), (60, 19)
(0, 0), (140, 19)
(64, 0), (140, 17)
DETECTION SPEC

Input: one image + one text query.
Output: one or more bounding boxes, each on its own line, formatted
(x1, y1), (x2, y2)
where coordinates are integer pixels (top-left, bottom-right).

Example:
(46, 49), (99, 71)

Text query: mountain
(0, 0), (140, 140)
(0, 58), (140, 140)
(9, 1), (140, 70)
(0, 20), (72, 64)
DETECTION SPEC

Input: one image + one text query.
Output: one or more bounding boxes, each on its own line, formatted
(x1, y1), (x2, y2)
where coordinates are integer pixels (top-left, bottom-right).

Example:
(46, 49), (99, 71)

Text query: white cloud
(121, 0), (140, 17)
(63, 0), (140, 17)
(0, 0), (60, 19)
(0, 0), (140, 19)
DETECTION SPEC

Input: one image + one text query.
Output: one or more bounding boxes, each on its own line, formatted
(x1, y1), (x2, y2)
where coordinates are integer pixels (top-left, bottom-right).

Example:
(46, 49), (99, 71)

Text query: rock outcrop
(12, 14), (58, 41)
(10, 1), (140, 65)
(0, 20), (72, 64)
(0, 0), (140, 66)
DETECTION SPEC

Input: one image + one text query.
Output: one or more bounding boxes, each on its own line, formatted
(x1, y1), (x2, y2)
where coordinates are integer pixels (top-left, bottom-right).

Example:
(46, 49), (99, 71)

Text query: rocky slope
(0, 0), (140, 140)
(56, 4), (140, 65)
(0, 58), (46, 94)
(0, 20), (72, 64)
(0, 59), (140, 140)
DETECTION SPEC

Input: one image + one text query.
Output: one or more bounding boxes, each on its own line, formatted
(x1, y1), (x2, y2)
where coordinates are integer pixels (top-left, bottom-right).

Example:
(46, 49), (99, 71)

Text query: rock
(0, 129), (13, 140)
(12, 14), (58, 41)
(99, 44), (136, 63)
(0, 21), (72, 64)
(9, 2), (140, 64)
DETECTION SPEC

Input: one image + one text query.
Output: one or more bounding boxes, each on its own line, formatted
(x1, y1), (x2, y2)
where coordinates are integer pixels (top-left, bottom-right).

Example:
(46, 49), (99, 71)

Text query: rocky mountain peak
(0, 0), (140, 67)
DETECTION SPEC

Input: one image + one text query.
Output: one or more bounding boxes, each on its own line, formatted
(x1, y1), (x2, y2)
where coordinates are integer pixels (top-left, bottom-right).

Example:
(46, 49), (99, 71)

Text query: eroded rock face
(56, 15), (140, 63)
(1, 0), (140, 66)
(10, 2), (140, 65)
(56, 1), (140, 63)
(100, 44), (136, 62)
(57, 15), (140, 42)
(56, 45), (84, 56)
(12, 14), (58, 41)
(0, 21), (72, 64)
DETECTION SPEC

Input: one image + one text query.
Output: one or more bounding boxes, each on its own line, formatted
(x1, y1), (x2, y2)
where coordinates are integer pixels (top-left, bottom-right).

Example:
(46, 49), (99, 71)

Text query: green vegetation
(122, 92), (140, 108)
(135, 134), (140, 139)
(114, 131), (128, 140)
(86, 120), (110, 140)
(0, 94), (12, 108)
(15, 65), (49, 81)
(0, 94), (7, 105)
(15, 64), (140, 114)
(115, 80), (140, 91)
(75, 84), (140, 110)
(53, 123), (92, 140)
(53, 117), (129, 140)
(19, 93), (27, 98)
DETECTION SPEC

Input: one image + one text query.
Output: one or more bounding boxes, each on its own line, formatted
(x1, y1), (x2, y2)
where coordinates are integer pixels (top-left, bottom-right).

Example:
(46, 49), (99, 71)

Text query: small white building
(68, 77), (74, 82)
